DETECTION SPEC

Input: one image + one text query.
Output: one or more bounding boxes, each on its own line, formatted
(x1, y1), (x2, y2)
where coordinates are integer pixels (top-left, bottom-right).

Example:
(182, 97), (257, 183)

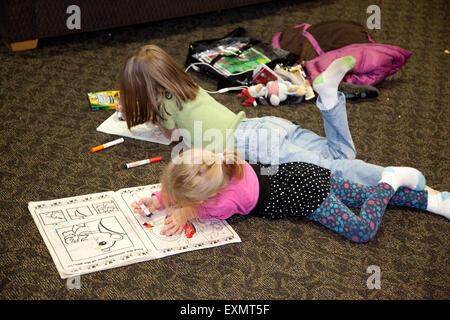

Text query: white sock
(379, 166), (426, 192)
(426, 188), (450, 220)
(313, 56), (356, 110)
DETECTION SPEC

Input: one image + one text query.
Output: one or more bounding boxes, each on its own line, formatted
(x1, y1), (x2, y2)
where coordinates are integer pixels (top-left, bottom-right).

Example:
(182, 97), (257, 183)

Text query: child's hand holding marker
(130, 194), (160, 217)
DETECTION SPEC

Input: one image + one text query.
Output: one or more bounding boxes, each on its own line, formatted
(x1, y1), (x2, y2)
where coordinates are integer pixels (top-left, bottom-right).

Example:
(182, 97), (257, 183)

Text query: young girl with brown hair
(117, 44), (245, 150)
(131, 149), (449, 243)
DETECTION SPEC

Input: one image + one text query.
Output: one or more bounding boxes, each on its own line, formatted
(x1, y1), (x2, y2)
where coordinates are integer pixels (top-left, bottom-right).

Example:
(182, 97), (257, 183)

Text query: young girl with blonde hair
(131, 149), (449, 243)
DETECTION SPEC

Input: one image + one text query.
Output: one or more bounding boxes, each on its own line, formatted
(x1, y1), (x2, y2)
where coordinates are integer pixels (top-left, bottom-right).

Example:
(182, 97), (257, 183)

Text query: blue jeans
(234, 92), (384, 186)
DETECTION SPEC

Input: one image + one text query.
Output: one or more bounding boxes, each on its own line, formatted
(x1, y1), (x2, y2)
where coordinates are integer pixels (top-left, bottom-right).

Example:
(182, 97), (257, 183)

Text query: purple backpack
(272, 23), (411, 86)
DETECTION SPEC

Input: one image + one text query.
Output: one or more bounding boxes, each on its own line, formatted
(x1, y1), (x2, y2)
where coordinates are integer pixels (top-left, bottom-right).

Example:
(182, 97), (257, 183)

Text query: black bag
(185, 27), (298, 91)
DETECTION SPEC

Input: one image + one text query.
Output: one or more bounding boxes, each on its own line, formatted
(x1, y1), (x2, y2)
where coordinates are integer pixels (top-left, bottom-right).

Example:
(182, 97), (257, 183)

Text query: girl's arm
(161, 206), (197, 236)
(151, 190), (191, 236)
(160, 199), (246, 236)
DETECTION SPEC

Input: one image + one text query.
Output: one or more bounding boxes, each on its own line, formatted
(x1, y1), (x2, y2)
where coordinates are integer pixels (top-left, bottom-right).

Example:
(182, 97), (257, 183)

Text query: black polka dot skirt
(250, 162), (331, 219)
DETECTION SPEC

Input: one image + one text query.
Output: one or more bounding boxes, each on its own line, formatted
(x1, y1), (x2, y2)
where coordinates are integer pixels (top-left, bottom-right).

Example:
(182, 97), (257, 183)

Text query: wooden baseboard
(3, 38), (39, 51)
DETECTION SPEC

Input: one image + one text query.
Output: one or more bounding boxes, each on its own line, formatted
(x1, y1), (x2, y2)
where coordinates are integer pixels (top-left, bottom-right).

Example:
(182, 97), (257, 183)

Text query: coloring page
(118, 184), (241, 259)
(28, 184), (241, 278)
(28, 191), (151, 278)
(96, 112), (171, 145)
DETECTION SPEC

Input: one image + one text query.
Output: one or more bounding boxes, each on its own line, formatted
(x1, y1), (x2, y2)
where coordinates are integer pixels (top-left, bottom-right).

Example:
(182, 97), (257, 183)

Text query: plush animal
(266, 80), (307, 106)
(237, 84), (265, 106)
(238, 80), (306, 106)
(274, 65), (315, 100)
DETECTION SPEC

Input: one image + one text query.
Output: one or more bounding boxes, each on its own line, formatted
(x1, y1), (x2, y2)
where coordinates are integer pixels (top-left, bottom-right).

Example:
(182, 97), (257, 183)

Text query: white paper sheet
(96, 112), (171, 145)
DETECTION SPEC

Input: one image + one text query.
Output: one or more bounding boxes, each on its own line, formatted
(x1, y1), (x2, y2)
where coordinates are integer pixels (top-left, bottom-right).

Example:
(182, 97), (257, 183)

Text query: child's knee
(334, 147), (357, 160)
(346, 148), (357, 160)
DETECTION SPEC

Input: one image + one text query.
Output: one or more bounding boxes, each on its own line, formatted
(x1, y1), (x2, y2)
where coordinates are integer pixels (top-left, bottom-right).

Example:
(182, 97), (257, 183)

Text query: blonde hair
(160, 149), (245, 216)
(118, 44), (199, 129)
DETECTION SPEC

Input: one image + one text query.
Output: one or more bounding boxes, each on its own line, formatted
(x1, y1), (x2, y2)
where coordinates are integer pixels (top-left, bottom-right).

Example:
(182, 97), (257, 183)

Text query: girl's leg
(329, 175), (428, 211)
(389, 187), (428, 210)
(306, 183), (395, 243)
(313, 56), (358, 160)
(306, 167), (427, 243)
(330, 175), (450, 220)
(235, 116), (385, 186)
(320, 92), (357, 161)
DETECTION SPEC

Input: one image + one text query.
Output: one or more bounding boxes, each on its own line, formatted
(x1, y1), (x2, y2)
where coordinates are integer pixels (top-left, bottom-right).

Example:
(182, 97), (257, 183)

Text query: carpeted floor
(0, 0), (449, 300)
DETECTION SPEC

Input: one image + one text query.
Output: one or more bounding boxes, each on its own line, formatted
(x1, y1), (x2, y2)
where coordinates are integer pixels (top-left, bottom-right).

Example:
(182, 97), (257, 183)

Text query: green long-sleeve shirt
(157, 88), (246, 152)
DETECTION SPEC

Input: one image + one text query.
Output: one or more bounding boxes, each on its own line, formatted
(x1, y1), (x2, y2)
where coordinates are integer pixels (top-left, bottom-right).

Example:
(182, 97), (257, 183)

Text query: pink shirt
(152, 161), (259, 219)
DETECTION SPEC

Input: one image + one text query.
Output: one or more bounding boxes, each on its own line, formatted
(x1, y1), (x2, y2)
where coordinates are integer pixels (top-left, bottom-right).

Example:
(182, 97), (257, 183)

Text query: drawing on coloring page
(137, 211), (236, 253)
(196, 220), (235, 241)
(96, 112), (171, 145)
(66, 206), (94, 220)
(40, 210), (67, 225)
(57, 217), (134, 261)
(92, 200), (120, 215)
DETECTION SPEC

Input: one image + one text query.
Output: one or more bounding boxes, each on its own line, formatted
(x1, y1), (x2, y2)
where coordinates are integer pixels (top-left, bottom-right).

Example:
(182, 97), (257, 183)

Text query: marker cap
(91, 145), (104, 153)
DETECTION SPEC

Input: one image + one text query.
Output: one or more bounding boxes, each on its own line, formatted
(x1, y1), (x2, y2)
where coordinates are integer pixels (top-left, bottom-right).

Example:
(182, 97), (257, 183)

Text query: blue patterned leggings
(306, 175), (428, 243)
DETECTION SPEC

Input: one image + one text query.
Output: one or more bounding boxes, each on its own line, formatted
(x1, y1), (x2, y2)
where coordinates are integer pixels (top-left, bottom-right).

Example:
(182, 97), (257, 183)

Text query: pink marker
(124, 156), (162, 169)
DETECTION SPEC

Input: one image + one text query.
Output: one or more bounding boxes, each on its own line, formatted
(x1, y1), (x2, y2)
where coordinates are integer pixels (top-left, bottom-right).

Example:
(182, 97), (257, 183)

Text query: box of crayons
(88, 90), (120, 110)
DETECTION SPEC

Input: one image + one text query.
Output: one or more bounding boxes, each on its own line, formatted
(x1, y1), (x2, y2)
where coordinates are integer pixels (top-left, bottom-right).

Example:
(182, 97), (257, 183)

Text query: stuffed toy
(274, 65), (315, 100)
(238, 63), (315, 106)
(266, 80), (306, 106)
(238, 80), (306, 106)
(237, 84), (265, 106)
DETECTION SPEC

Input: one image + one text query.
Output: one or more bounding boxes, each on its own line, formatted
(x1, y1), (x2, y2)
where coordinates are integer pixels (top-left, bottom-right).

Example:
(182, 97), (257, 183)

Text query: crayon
(130, 191), (152, 217)
(124, 156), (162, 169)
(91, 138), (124, 153)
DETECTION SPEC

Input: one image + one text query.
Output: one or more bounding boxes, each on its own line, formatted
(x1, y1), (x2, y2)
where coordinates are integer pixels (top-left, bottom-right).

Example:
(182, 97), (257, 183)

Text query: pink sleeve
(151, 192), (239, 219)
(196, 199), (249, 220)
(151, 191), (165, 210)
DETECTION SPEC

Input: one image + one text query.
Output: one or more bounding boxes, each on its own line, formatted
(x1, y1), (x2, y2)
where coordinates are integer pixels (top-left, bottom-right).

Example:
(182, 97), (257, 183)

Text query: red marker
(185, 222), (196, 239)
(91, 138), (124, 153)
(124, 156), (162, 169)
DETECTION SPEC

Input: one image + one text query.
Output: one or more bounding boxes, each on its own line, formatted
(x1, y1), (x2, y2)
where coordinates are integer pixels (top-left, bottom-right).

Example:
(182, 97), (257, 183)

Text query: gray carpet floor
(0, 0), (449, 299)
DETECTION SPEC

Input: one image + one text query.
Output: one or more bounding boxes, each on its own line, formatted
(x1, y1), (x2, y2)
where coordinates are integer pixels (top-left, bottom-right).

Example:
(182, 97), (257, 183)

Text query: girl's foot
(313, 56), (356, 110)
(425, 186), (450, 220)
(379, 166), (426, 191)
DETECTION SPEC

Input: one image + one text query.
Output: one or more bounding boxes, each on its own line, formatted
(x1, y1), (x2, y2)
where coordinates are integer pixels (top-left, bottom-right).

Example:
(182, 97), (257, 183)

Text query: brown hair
(159, 149), (245, 217)
(118, 44), (199, 129)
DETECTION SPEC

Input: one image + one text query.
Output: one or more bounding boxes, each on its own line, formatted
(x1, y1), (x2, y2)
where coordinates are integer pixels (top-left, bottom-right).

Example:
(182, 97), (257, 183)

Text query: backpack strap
(272, 23), (325, 56)
(296, 23), (325, 56)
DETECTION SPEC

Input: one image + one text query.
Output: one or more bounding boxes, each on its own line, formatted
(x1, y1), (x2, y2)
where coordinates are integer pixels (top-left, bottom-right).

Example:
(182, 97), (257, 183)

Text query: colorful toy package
(88, 90), (120, 110)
